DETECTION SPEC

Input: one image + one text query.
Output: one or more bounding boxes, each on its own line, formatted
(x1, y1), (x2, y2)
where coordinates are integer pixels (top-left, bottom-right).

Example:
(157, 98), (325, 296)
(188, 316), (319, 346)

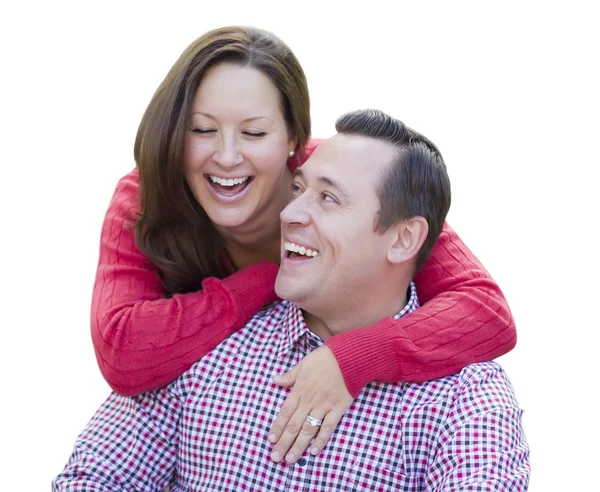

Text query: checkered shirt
(54, 283), (530, 491)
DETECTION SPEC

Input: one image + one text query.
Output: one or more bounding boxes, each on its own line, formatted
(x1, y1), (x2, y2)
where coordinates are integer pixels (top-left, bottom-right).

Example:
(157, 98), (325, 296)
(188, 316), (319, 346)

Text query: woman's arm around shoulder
(91, 169), (279, 396)
(325, 222), (517, 396)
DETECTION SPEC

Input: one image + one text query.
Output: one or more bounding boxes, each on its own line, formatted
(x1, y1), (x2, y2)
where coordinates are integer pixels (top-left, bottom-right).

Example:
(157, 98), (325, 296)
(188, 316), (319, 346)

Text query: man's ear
(387, 217), (429, 265)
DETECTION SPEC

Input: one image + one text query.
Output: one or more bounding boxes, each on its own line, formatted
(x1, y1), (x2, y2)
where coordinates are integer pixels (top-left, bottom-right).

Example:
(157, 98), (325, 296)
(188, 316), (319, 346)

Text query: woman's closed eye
(191, 128), (216, 135)
(243, 131), (266, 138)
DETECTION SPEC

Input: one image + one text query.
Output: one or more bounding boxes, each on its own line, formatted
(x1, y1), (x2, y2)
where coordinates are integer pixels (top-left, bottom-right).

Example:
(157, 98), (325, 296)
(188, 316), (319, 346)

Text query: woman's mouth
(206, 174), (254, 196)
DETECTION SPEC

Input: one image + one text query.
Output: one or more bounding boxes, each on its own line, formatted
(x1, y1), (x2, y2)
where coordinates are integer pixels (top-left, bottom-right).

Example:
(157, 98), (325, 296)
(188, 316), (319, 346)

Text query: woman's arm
(326, 222), (516, 395)
(91, 170), (279, 396)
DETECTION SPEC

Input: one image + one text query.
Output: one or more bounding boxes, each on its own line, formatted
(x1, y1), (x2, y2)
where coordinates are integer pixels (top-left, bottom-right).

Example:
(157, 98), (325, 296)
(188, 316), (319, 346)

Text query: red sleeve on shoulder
(287, 138), (325, 172)
(325, 222), (517, 397)
(91, 170), (279, 395)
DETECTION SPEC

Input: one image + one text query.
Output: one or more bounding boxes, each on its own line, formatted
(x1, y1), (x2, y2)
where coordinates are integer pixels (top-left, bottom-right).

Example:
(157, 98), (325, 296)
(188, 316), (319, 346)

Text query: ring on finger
(305, 415), (323, 427)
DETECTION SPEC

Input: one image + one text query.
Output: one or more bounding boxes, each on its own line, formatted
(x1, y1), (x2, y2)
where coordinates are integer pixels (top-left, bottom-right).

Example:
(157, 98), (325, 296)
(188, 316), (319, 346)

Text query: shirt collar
(275, 282), (419, 357)
(394, 281), (420, 319)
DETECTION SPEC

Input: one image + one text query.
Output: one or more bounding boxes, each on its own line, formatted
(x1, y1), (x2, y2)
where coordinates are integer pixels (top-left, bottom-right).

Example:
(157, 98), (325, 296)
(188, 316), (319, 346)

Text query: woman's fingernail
(286, 453), (295, 462)
(273, 375), (281, 382)
(311, 447), (319, 455)
(271, 451), (281, 462)
(268, 433), (277, 443)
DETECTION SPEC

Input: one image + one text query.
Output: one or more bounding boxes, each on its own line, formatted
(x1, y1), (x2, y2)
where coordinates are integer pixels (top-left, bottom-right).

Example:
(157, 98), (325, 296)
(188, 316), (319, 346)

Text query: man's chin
(274, 278), (303, 305)
(274, 278), (287, 301)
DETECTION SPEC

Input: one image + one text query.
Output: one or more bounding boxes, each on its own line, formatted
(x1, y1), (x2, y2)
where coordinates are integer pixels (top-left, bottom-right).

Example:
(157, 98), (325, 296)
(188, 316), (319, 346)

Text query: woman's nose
(213, 135), (243, 168)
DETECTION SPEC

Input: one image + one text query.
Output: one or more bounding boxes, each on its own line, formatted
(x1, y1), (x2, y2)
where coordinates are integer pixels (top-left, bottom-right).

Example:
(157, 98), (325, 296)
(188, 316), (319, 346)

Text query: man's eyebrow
(293, 168), (305, 179)
(190, 111), (273, 123)
(293, 168), (349, 198)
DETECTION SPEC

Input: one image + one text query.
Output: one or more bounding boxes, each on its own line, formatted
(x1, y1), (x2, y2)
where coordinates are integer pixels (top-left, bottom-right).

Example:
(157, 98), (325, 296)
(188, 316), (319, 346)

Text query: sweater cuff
(325, 318), (400, 398)
(221, 261), (280, 324)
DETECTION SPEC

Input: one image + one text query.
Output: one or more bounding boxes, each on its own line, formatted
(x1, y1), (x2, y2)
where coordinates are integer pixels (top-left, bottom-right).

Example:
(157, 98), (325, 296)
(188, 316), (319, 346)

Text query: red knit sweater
(91, 139), (516, 397)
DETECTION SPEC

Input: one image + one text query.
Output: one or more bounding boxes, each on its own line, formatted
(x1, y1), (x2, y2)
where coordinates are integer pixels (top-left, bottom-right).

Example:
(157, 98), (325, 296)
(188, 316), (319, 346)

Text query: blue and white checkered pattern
(54, 283), (529, 490)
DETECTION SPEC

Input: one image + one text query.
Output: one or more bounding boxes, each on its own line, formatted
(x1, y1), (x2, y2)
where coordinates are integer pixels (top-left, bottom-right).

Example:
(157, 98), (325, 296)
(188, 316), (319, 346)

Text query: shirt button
(308, 338), (319, 348)
(297, 457), (307, 466)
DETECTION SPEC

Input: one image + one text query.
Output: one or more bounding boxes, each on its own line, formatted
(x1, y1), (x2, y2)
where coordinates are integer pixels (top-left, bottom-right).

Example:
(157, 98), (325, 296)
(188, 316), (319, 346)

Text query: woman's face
(184, 62), (296, 232)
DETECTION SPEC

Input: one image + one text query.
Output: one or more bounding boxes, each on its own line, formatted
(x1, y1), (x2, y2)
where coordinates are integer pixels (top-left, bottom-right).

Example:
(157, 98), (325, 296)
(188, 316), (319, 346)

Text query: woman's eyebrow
(190, 111), (273, 123)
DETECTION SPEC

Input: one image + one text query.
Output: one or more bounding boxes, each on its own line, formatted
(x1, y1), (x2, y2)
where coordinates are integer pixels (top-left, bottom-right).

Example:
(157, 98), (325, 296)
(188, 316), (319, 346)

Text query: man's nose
(280, 192), (311, 226)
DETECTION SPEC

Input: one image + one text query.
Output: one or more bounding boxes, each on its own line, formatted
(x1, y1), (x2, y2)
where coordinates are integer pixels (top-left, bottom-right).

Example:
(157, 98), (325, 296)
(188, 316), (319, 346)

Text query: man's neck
(301, 287), (410, 342)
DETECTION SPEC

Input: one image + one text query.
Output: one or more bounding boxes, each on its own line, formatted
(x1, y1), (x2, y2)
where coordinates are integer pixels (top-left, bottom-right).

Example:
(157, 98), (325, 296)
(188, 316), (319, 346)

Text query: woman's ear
(387, 217), (429, 265)
(288, 136), (299, 155)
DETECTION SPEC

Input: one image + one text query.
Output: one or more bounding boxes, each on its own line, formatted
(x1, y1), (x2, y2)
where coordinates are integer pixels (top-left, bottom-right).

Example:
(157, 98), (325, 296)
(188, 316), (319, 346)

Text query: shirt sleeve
(52, 383), (182, 491)
(325, 222), (517, 397)
(91, 170), (279, 396)
(425, 366), (530, 491)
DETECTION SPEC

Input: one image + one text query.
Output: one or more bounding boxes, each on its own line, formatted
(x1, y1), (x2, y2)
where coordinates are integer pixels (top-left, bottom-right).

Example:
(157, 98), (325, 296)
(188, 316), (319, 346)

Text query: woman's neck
(218, 169), (293, 270)
(223, 226), (282, 269)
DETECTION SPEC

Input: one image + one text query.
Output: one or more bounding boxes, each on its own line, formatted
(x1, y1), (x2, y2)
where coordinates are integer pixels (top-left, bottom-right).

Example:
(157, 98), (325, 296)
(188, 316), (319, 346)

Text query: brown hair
(133, 26), (311, 295)
(335, 109), (451, 270)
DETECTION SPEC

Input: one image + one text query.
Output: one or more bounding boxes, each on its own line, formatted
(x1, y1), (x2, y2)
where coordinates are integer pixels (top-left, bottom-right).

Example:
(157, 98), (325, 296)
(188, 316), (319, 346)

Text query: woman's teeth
(210, 175), (250, 187)
(284, 241), (319, 257)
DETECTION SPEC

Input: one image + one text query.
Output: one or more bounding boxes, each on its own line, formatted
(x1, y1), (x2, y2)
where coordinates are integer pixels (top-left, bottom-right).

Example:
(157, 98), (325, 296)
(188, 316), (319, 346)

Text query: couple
(54, 109), (529, 490)
(54, 26), (529, 490)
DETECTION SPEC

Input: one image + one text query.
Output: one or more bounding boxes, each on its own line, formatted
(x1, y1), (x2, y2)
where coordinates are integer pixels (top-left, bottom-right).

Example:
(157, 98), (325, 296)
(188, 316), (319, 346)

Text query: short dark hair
(335, 109), (451, 270)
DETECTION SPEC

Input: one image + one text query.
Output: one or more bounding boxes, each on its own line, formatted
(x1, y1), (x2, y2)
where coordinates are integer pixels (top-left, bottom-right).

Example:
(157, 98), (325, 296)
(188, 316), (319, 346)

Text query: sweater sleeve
(91, 170), (279, 396)
(325, 222), (517, 398)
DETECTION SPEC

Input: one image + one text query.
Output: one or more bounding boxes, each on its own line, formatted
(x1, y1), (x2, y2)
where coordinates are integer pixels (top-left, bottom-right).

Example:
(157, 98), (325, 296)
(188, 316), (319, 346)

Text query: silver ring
(305, 415), (323, 427)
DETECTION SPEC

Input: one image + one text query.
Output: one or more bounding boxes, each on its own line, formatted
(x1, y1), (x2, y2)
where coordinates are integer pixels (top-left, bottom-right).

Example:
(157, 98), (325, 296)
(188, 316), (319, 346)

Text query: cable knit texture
(91, 138), (515, 396)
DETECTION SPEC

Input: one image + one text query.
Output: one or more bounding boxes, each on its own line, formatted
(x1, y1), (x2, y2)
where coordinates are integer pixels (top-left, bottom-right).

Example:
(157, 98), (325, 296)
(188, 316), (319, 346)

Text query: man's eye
(322, 193), (337, 203)
(192, 129), (216, 134)
(243, 131), (266, 137)
(291, 183), (302, 194)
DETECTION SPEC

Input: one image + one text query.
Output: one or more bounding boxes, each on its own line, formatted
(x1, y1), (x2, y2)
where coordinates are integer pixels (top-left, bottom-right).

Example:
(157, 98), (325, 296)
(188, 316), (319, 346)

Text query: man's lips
(283, 240), (319, 258)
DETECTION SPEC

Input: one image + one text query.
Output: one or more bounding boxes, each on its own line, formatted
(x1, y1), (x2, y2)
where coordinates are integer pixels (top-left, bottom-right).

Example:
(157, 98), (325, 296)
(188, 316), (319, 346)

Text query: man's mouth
(206, 174), (254, 196)
(284, 241), (319, 259)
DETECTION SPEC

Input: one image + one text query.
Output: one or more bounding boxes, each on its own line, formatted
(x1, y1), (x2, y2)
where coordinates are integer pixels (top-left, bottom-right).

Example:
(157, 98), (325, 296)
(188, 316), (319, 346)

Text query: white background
(1, 1), (598, 489)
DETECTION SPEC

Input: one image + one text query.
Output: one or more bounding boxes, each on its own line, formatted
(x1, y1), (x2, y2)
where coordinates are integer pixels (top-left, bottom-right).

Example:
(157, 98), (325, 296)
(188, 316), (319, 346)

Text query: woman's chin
(207, 209), (253, 230)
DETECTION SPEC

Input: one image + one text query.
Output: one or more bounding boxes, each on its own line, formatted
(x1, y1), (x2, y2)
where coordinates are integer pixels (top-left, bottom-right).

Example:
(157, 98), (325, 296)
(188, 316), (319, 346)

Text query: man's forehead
(300, 133), (396, 178)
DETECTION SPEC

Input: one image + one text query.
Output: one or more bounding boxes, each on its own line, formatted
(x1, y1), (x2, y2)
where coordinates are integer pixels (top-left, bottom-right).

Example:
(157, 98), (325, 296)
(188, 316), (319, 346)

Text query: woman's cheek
(185, 141), (213, 172)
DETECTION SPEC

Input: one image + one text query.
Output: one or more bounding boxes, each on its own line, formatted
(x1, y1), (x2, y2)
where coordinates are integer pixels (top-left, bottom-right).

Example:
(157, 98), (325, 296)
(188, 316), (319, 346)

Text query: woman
(91, 26), (516, 463)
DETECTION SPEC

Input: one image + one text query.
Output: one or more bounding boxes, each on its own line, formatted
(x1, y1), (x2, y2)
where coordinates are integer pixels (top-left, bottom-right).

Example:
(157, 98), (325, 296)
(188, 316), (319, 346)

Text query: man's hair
(335, 109), (451, 270)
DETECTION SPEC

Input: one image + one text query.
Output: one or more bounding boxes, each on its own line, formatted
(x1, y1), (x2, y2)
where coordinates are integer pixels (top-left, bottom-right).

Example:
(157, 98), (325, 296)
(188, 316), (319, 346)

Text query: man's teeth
(210, 175), (249, 186)
(284, 242), (319, 257)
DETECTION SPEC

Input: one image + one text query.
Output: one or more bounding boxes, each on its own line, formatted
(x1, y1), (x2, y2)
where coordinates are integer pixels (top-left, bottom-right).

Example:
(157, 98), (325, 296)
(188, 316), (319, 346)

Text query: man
(54, 110), (530, 491)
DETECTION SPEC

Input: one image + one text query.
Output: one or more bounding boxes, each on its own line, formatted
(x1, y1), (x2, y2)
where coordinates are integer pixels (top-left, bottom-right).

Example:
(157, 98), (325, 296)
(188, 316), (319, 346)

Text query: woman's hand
(268, 346), (354, 463)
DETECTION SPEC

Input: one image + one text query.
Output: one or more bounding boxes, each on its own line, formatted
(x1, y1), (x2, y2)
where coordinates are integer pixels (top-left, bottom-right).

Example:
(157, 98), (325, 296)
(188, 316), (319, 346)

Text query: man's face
(275, 133), (398, 316)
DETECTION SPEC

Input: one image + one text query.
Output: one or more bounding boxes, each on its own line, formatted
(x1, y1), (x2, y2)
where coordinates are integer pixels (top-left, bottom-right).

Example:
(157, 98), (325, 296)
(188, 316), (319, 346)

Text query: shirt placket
(279, 329), (323, 490)
(285, 453), (315, 491)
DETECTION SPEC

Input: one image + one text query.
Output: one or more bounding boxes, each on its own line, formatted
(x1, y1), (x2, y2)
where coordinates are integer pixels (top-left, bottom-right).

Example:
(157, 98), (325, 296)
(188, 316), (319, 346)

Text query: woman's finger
(309, 410), (344, 456)
(284, 408), (328, 463)
(268, 390), (300, 445)
(273, 365), (299, 388)
(270, 403), (312, 463)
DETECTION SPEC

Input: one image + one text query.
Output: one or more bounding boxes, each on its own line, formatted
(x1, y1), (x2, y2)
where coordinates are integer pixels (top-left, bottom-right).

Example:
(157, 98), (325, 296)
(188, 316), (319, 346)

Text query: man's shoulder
(404, 361), (518, 410)
(454, 361), (515, 396)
